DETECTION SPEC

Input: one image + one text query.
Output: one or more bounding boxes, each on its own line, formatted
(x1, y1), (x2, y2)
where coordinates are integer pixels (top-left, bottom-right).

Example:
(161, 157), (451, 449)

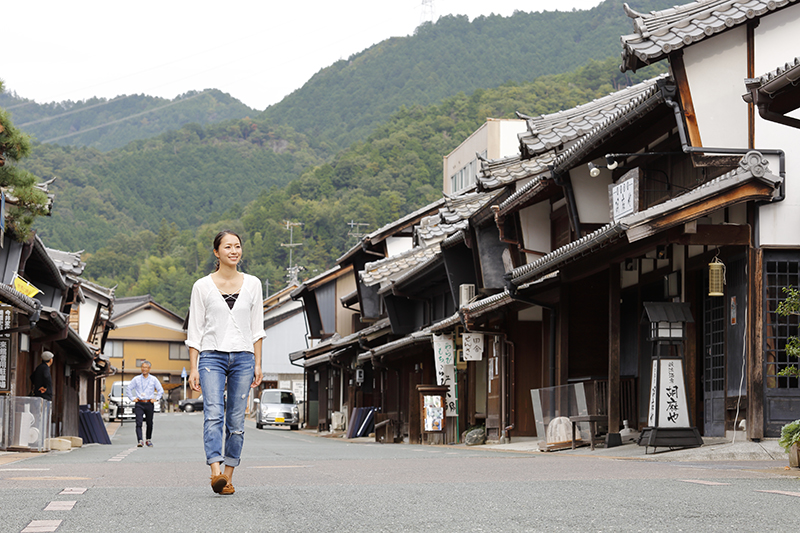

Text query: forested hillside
(78, 58), (665, 315)
(0, 89), (256, 151)
(263, 0), (677, 149)
(25, 118), (328, 251)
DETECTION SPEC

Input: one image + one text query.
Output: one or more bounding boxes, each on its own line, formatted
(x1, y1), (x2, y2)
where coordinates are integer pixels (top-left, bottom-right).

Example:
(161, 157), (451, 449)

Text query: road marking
(44, 501), (76, 511)
(680, 480), (731, 486)
(108, 447), (138, 462)
(7, 476), (90, 481)
(756, 490), (800, 498)
(21, 520), (61, 532)
(248, 465), (312, 469)
(0, 468), (50, 471)
(60, 488), (87, 495)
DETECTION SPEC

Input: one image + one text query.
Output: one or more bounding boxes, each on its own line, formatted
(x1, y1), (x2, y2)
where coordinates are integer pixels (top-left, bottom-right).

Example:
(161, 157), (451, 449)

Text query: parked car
(254, 389), (300, 430)
(179, 395), (204, 412)
(108, 381), (134, 421)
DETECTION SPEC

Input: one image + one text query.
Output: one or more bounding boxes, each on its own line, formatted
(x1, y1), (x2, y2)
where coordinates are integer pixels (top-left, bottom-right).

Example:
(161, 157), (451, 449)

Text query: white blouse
(185, 273), (266, 354)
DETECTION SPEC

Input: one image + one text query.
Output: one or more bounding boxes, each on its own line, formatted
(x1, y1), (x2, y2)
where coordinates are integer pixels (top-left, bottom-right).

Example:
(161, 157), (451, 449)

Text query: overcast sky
(4, 0), (605, 110)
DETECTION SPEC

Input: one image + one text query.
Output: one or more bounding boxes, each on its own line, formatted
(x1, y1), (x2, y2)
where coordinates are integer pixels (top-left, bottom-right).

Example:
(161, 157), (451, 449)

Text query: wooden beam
(626, 182), (776, 242)
(608, 263), (621, 435)
(671, 53), (703, 147)
(671, 224), (751, 246)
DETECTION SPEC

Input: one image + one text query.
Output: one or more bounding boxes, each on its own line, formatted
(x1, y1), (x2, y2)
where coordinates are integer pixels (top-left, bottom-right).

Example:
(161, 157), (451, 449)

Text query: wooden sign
(462, 333), (484, 361)
(608, 168), (640, 221)
(648, 358), (691, 427)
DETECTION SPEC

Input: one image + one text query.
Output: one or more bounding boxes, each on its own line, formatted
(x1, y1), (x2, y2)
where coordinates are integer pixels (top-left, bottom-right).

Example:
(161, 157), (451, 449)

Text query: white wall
(569, 160), (612, 225)
(682, 26), (749, 149)
(262, 311), (308, 374)
(114, 308), (184, 330)
(78, 300), (99, 342)
(385, 236), (413, 257)
(753, 6), (800, 246)
(519, 200), (551, 261)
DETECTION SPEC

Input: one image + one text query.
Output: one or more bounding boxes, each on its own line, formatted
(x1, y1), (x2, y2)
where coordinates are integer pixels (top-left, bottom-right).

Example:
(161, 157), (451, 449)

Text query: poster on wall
(423, 394), (444, 432)
(0, 307), (11, 393)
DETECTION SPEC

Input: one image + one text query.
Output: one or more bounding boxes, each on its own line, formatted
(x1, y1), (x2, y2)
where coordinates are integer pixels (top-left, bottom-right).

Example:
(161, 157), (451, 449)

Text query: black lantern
(638, 302), (702, 452)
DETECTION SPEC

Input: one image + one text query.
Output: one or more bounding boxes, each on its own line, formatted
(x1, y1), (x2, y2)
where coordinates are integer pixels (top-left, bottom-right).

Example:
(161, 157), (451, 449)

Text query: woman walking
(186, 230), (265, 495)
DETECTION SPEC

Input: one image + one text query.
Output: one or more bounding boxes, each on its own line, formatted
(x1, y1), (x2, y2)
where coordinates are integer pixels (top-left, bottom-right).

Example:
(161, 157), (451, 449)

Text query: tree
(0, 80), (51, 239)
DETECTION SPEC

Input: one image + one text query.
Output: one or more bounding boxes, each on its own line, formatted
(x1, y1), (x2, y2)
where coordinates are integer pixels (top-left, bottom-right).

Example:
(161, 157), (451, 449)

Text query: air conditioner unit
(459, 284), (475, 308)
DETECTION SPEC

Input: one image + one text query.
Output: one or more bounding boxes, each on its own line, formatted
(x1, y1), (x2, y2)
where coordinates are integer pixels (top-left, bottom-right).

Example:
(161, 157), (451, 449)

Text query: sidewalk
(480, 434), (788, 463)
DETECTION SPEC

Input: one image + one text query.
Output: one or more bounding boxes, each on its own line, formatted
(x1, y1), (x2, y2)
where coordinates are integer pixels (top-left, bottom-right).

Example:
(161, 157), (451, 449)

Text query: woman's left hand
(251, 365), (262, 388)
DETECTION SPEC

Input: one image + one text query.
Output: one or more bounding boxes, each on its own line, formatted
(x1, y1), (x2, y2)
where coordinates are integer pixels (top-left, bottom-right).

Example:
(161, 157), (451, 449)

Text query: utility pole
(347, 220), (370, 241)
(421, 0), (435, 24)
(281, 221), (304, 285)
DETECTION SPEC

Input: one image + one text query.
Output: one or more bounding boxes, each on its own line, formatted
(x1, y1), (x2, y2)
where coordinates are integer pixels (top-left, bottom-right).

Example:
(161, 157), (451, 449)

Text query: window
(764, 256), (800, 390)
(106, 340), (123, 359)
(169, 343), (190, 360)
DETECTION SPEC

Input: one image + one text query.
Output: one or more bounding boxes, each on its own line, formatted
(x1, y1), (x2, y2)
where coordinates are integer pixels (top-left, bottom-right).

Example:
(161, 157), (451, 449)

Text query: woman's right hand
(189, 368), (201, 392)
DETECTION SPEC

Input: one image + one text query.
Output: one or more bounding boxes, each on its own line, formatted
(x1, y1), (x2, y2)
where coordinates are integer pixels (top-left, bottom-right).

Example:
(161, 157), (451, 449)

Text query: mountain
(262, 0), (677, 149)
(0, 89), (256, 151)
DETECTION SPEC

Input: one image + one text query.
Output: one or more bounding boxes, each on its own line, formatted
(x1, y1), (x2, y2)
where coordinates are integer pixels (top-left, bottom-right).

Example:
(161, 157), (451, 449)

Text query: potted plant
(779, 419), (800, 468)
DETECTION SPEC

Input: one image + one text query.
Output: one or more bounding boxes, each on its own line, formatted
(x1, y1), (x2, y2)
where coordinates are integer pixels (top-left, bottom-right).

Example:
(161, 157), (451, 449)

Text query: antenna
(281, 221), (304, 285)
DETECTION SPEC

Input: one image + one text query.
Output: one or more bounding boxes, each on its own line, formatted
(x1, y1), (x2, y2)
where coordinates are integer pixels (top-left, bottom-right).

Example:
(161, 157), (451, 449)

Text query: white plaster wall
(569, 160), (612, 225)
(753, 6), (800, 246)
(495, 119), (527, 159)
(262, 312), (308, 374)
(443, 122), (488, 195)
(385, 236), (412, 257)
(114, 308), (184, 330)
(682, 26), (748, 149)
(78, 300), (99, 341)
(519, 201), (551, 258)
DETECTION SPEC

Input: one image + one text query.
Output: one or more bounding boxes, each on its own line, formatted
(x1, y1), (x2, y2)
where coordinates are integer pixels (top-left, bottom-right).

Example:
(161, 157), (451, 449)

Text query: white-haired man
(127, 361), (164, 447)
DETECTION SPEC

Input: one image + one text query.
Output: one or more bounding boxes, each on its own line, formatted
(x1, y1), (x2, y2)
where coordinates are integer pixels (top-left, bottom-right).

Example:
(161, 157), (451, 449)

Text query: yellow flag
(13, 275), (41, 298)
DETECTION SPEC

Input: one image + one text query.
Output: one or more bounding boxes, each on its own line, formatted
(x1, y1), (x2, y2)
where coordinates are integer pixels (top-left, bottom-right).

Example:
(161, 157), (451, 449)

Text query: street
(1, 413), (799, 532)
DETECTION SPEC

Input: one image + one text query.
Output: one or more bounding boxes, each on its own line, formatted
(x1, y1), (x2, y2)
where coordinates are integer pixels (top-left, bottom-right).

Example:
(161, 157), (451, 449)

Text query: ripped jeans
(198, 350), (255, 467)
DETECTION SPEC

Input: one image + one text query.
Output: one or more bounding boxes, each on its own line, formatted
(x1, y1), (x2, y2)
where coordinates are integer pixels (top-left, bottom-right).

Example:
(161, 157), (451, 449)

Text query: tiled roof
(415, 191), (500, 245)
(743, 57), (800, 102)
(360, 244), (441, 288)
(620, 0), (799, 72)
(46, 248), (85, 277)
(517, 77), (666, 159)
(477, 152), (555, 190)
(336, 197), (446, 264)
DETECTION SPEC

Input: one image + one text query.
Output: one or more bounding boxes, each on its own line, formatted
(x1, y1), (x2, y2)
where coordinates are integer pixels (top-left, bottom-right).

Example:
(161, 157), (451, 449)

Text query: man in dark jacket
(31, 351), (53, 401)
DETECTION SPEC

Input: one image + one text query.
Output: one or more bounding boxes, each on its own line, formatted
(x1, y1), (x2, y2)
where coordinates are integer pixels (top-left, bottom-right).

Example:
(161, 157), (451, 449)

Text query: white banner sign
(647, 358), (691, 427)
(462, 333), (484, 361)
(432, 333), (457, 417)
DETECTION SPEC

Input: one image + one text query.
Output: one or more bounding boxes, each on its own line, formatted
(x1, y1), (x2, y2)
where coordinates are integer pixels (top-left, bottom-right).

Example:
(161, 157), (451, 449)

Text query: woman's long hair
(213, 230), (242, 272)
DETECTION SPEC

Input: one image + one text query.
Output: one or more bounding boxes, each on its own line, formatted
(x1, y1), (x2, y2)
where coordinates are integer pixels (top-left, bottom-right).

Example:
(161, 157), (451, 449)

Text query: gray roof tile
(517, 77), (666, 159)
(621, 0), (798, 71)
(360, 244), (441, 288)
(415, 191), (501, 245)
(478, 152), (555, 190)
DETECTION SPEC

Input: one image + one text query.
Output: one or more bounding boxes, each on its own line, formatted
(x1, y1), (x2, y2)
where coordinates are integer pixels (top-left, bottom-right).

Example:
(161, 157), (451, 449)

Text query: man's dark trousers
(134, 401), (155, 441)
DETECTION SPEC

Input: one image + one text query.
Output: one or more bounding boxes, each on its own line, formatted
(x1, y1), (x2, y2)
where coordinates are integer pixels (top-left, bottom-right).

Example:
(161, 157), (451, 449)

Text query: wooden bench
(569, 415), (606, 450)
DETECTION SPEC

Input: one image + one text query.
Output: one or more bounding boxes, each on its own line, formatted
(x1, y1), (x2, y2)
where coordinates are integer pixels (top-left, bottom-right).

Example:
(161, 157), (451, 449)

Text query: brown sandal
(220, 482), (235, 495)
(210, 474), (228, 494)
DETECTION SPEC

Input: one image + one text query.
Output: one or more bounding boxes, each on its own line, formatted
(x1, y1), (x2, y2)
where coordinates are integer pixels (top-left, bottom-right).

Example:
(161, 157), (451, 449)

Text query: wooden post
(750, 247), (764, 440)
(558, 284), (570, 386)
(608, 263), (621, 440)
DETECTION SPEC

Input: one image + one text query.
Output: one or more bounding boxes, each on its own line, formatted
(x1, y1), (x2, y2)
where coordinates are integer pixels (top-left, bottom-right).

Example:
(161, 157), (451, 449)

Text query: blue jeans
(198, 350), (255, 467)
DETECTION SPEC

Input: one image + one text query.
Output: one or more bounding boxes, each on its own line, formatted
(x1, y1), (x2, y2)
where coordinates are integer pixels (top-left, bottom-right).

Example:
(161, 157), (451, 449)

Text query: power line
(39, 92), (207, 144)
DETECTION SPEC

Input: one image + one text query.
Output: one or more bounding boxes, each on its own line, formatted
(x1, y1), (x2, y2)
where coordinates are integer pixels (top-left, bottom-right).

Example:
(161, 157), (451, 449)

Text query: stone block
(48, 438), (71, 451)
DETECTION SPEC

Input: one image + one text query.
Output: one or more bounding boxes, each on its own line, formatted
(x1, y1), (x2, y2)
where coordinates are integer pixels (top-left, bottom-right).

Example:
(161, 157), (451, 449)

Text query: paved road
(1, 413), (799, 532)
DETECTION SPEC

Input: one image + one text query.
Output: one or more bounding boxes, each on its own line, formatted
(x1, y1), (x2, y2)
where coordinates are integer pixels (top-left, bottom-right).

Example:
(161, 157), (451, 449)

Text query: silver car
(255, 389), (300, 430)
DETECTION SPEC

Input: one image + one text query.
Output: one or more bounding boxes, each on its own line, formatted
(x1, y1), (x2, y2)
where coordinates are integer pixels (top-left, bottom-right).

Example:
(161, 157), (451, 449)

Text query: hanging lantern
(708, 256), (725, 297)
